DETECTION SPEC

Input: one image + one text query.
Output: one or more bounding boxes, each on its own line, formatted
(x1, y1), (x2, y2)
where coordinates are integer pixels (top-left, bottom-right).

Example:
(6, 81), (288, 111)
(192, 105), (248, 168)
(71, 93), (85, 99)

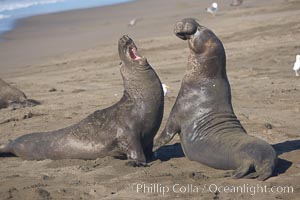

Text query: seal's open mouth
(119, 35), (147, 65)
(129, 46), (142, 60)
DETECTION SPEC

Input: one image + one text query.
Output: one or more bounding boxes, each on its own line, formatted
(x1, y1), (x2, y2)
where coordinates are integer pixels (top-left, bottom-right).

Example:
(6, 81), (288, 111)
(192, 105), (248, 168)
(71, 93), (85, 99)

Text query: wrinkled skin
(154, 18), (277, 180)
(0, 35), (164, 166)
(0, 78), (39, 109)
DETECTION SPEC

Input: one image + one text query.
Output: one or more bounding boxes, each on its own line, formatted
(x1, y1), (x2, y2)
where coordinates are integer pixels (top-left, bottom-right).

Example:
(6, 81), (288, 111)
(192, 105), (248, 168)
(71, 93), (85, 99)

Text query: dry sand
(0, 0), (300, 199)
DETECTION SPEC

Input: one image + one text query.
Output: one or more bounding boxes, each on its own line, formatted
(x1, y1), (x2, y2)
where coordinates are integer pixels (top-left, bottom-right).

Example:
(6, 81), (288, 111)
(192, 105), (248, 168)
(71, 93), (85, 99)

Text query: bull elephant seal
(0, 35), (164, 165)
(154, 18), (277, 180)
(0, 78), (40, 109)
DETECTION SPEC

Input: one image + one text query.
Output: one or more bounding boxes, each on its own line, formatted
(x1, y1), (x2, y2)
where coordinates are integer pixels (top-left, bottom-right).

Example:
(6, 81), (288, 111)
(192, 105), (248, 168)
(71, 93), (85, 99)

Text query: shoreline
(0, 0), (140, 77)
(0, 0), (221, 77)
(0, 0), (136, 36)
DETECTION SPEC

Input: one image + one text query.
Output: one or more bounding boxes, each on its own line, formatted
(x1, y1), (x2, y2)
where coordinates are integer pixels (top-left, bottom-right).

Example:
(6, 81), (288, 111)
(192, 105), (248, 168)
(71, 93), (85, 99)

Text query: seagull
(293, 54), (300, 76)
(128, 18), (140, 27)
(205, 2), (218, 16)
(230, 0), (243, 7)
(162, 84), (170, 96)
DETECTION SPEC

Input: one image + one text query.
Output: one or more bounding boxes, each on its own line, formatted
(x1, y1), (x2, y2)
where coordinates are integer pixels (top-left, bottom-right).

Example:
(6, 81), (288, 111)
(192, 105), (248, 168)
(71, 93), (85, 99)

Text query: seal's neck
(184, 49), (226, 83)
(122, 68), (163, 103)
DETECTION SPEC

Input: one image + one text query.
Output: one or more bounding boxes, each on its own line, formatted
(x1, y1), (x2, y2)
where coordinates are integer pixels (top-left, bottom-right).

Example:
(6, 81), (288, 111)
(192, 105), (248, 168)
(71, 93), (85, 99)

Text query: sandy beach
(0, 0), (300, 199)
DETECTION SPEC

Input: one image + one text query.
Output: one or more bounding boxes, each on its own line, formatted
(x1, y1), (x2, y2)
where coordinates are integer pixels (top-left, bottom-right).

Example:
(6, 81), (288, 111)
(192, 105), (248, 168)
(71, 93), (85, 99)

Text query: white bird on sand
(162, 84), (170, 96)
(293, 54), (300, 76)
(230, 0), (243, 7)
(205, 2), (218, 16)
(128, 18), (139, 27)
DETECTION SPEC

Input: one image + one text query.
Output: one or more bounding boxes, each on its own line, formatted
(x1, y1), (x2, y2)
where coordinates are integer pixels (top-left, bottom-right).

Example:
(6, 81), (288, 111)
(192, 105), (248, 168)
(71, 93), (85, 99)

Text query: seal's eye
(129, 47), (141, 60)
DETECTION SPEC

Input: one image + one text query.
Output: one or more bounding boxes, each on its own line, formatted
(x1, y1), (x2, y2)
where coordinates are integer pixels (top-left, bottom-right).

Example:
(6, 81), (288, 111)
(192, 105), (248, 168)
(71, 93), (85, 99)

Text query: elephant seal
(0, 35), (164, 165)
(154, 18), (277, 180)
(0, 78), (40, 109)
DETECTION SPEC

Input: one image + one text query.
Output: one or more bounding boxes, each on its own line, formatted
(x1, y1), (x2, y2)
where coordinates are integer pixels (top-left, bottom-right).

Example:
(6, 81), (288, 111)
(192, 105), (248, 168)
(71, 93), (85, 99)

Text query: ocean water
(0, 0), (133, 35)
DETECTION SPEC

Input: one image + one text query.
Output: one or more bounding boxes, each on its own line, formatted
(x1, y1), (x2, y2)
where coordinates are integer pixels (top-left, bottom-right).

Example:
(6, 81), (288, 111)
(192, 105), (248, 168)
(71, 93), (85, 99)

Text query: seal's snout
(119, 35), (145, 64)
(119, 35), (133, 46)
(174, 22), (189, 40)
(174, 18), (198, 40)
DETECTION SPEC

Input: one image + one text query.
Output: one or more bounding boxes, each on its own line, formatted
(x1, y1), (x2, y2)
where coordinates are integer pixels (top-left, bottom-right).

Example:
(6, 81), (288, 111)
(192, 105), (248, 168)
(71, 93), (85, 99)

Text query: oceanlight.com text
(131, 183), (294, 196)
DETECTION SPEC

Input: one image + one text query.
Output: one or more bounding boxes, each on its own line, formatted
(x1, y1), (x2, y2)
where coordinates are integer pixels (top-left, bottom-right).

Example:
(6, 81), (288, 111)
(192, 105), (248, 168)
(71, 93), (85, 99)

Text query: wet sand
(0, 0), (300, 199)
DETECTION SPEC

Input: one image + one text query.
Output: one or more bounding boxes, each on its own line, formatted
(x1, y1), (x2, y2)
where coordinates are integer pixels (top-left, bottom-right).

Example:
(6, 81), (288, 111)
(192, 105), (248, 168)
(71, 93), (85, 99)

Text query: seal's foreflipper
(23, 99), (41, 106)
(8, 99), (40, 109)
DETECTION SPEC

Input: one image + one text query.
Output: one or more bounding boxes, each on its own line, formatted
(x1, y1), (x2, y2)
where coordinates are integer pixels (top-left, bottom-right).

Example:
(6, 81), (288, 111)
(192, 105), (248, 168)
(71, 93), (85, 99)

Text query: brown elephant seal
(0, 78), (40, 109)
(0, 35), (164, 166)
(154, 18), (277, 180)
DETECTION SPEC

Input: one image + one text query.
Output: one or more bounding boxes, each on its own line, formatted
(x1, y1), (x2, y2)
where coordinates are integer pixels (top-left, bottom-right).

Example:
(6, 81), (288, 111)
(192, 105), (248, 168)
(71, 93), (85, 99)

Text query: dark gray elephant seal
(0, 78), (40, 109)
(154, 18), (277, 180)
(0, 35), (164, 165)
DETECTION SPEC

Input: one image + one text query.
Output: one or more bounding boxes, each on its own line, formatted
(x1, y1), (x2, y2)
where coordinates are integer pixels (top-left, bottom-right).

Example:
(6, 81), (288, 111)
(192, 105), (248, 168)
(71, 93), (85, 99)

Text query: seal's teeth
(129, 47), (142, 60)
